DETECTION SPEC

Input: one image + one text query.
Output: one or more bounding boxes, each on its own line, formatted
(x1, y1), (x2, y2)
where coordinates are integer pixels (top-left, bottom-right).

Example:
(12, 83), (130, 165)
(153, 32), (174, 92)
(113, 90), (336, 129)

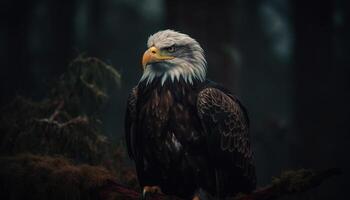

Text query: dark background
(1, 0), (349, 199)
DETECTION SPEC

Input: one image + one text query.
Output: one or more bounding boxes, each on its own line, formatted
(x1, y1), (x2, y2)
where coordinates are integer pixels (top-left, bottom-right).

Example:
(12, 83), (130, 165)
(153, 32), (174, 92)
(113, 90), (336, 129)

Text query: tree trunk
(48, 0), (76, 75)
(293, 0), (335, 167)
(1, 1), (32, 102)
(165, 0), (238, 91)
(293, 2), (350, 199)
(87, 0), (103, 57)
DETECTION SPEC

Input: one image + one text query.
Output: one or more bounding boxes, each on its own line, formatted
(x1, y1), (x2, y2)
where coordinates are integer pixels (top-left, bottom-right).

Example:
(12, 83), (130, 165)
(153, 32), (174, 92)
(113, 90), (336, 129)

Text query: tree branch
(48, 100), (64, 121)
(234, 168), (341, 200)
(99, 168), (341, 200)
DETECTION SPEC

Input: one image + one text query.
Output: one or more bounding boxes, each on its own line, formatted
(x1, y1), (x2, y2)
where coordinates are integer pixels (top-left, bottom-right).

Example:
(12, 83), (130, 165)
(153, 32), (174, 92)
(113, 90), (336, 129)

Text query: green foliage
(52, 56), (121, 116)
(0, 56), (124, 164)
(0, 93), (111, 166)
(0, 57), (138, 199)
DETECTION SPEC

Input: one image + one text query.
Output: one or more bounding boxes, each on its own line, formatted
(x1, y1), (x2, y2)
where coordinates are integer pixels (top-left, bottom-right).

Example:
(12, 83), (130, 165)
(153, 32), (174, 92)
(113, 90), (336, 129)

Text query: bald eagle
(125, 30), (256, 200)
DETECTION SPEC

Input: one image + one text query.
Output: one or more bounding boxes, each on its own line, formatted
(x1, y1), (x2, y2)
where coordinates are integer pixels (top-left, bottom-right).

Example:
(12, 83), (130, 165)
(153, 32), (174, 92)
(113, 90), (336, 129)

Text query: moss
(110, 142), (139, 190)
(0, 154), (115, 200)
(271, 169), (315, 193)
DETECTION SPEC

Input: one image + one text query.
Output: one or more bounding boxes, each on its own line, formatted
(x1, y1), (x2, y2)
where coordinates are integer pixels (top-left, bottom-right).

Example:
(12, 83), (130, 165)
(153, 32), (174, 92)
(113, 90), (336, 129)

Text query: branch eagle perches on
(100, 168), (341, 200)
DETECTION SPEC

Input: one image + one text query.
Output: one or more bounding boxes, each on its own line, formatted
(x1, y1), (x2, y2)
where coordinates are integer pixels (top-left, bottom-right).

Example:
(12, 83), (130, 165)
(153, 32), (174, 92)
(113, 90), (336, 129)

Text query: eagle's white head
(140, 30), (207, 85)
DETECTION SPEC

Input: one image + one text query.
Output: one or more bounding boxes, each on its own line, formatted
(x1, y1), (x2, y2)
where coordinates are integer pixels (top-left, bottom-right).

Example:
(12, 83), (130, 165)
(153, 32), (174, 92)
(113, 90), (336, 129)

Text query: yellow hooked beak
(142, 46), (175, 70)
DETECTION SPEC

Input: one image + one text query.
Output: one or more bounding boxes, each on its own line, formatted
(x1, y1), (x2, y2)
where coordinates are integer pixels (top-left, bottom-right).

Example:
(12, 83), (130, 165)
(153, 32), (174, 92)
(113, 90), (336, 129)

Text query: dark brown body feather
(125, 78), (256, 199)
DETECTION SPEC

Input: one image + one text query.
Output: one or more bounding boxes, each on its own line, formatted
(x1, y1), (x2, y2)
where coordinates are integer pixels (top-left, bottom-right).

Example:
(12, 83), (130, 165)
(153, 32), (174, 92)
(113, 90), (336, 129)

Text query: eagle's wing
(197, 87), (256, 195)
(125, 87), (138, 159)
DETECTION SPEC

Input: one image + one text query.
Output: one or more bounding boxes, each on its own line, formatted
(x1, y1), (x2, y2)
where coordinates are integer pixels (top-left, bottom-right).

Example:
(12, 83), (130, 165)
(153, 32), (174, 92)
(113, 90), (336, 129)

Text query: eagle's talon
(141, 186), (162, 200)
(141, 190), (149, 200)
(192, 195), (201, 200)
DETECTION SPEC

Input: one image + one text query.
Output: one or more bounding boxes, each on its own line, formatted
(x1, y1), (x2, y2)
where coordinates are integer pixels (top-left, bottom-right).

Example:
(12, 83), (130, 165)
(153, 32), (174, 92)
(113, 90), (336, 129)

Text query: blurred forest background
(0, 0), (349, 199)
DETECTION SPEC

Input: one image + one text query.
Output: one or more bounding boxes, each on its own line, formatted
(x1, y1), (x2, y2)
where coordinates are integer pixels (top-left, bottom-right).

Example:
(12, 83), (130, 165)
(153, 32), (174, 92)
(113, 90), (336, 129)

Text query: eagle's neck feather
(139, 57), (207, 86)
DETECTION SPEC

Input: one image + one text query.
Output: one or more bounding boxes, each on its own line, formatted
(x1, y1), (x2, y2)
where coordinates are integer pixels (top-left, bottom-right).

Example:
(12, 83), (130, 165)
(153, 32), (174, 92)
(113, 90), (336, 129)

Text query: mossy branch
(234, 168), (341, 200)
(99, 168), (341, 200)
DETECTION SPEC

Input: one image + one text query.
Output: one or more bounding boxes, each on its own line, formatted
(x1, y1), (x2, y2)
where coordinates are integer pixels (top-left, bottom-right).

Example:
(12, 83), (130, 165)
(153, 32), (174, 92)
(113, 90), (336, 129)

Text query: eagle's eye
(164, 45), (176, 53)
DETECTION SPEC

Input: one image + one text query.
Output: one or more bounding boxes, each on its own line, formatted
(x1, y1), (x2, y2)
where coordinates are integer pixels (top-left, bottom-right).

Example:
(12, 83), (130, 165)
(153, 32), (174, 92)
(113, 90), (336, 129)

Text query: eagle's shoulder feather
(197, 87), (251, 156)
(125, 86), (138, 159)
(196, 86), (256, 189)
